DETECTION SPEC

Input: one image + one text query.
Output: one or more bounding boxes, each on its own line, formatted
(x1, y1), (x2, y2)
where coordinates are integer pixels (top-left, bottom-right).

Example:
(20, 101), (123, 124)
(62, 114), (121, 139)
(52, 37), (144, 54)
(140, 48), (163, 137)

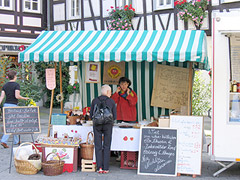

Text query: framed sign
(45, 68), (56, 90)
(85, 62), (101, 83)
(103, 61), (125, 85)
(138, 127), (178, 176)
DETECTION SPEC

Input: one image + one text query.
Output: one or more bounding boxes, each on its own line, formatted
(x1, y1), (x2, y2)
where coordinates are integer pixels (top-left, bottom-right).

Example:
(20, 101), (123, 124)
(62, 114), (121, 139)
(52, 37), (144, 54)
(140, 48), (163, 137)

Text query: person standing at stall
(90, 85), (117, 174)
(0, 70), (29, 148)
(111, 77), (138, 123)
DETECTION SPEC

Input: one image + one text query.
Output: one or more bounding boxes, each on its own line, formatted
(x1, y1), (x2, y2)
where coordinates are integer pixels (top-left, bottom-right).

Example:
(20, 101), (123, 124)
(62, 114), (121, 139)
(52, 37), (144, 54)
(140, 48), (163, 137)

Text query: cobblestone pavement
(0, 107), (239, 180)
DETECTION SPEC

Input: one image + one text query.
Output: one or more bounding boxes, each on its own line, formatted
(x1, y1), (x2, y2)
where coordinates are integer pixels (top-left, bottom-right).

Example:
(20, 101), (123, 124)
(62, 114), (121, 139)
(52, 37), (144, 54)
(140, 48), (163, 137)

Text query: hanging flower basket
(108, 4), (135, 30)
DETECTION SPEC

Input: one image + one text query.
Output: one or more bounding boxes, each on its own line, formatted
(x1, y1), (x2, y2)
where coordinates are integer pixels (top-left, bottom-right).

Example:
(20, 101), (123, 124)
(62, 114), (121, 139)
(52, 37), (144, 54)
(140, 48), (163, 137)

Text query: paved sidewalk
(0, 107), (239, 180)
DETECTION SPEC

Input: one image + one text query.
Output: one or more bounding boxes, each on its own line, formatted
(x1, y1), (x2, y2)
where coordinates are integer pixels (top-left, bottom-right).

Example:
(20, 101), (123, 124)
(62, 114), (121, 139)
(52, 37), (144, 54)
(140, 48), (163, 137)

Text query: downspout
(47, 0), (51, 30)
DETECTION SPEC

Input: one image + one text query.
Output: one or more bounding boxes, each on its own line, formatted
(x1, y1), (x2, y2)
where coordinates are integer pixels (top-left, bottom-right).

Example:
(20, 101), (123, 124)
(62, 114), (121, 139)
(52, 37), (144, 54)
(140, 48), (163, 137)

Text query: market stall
(18, 30), (209, 175)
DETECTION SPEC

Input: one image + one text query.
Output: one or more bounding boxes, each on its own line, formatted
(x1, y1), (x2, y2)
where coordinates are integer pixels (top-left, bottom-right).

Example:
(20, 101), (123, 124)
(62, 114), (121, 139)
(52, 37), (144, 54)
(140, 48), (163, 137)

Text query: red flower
(110, 6), (114, 8)
(113, 10), (116, 12)
(124, 9), (127, 11)
(124, 5), (128, 8)
(132, 8), (135, 11)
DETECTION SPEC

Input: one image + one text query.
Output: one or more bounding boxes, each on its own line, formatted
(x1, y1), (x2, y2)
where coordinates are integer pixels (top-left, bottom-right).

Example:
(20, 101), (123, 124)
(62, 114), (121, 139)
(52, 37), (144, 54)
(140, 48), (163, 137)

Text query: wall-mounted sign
(85, 62), (101, 83)
(103, 61), (125, 85)
(0, 44), (29, 52)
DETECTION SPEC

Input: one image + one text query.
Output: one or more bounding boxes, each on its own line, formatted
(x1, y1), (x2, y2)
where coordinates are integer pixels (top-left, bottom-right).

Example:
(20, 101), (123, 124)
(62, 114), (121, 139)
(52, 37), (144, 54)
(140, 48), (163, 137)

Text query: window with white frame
(23, 0), (41, 13)
(118, 0), (133, 7)
(0, 0), (13, 10)
(221, 0), (240, 3)
(153, 0), (173, 11)
(68, 0), (80, 19)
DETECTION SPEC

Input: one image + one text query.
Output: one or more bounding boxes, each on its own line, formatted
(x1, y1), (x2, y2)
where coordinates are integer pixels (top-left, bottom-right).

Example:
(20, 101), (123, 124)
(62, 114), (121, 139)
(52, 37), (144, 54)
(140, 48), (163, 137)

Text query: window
(23, 0), (41, 13)
(153, 0), (173, 10)
(118, 0), (133, 7)
(221, 0), (240, 3)
(68, 0), (80, 19)
(0, 0), (13, 10)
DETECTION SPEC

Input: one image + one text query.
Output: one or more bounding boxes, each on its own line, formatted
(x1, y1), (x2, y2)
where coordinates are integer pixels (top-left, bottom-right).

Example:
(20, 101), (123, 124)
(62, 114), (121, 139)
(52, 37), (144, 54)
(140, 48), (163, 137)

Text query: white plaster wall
(102, 0), (115, 17)
(54, 3), (65, 22)
(54, 24), (65, 31)
(133, 0), (143, 14)
(0, 14), (14, 24)
(68, 22), (81, 31)
(83, 0), (100, 18)
(23, 17), (41, 27)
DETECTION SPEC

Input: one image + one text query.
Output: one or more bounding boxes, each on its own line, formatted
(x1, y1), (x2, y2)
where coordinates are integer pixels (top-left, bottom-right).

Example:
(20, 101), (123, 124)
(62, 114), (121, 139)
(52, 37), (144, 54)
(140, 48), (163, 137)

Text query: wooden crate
(81, 159), (96, 172)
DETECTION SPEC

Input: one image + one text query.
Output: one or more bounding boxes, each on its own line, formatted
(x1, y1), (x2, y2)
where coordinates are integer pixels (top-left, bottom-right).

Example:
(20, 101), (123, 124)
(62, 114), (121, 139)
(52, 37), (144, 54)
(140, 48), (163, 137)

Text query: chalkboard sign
(3, 106), (41, 135)
(138, 127), (178, 176)
(170, 115), (203, 175)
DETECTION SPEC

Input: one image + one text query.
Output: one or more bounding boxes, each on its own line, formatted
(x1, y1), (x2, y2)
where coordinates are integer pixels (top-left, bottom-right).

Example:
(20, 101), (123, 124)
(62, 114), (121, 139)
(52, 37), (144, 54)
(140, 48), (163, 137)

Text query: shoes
(1, 142), (9, 148)
(103, 170), (109, 174)
(14, 141), (21, 145)
(97, 168), (103, 174)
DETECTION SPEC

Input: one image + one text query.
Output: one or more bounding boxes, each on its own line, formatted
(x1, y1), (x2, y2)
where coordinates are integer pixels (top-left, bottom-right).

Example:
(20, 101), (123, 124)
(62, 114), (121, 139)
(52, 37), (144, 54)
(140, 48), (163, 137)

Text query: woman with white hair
(90, 85), (117, 174)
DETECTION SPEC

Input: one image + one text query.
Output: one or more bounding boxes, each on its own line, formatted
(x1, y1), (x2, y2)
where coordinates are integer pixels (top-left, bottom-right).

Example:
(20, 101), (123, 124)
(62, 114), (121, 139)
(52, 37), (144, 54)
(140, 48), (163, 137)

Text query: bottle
(230, 81), (232, 92)
(233, 81), (237, 92)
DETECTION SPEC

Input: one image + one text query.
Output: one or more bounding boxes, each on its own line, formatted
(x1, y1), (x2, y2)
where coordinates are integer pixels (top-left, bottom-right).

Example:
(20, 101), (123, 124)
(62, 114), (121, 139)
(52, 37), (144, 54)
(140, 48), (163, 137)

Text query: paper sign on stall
(85, 62), (101, 83)
(151, 64), (189, 109)
(103, 61), (125, 85)
(230, 36), (240, 82)
(45, 68), (56, 90)
(170, 115), (203, 175)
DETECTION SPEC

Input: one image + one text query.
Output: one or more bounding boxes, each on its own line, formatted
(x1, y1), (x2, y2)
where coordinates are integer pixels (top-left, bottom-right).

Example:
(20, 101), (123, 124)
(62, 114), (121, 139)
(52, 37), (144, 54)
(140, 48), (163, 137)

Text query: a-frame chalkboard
(138, 127), (178, 176)
(3, 106), (41, 135)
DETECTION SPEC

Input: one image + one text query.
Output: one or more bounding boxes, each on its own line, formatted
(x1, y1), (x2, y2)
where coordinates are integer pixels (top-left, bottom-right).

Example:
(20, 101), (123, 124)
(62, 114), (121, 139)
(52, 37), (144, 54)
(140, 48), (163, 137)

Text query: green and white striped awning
(19, 30), (209, 70)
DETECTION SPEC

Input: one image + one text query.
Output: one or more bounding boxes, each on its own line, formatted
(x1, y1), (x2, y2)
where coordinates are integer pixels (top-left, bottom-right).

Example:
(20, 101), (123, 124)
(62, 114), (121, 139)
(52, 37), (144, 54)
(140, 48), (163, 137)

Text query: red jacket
(111, 90), (138, 121)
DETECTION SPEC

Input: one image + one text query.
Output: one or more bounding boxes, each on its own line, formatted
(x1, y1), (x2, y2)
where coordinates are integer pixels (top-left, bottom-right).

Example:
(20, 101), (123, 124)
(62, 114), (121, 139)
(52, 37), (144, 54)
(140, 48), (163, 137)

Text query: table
(52, 125), (140, 151)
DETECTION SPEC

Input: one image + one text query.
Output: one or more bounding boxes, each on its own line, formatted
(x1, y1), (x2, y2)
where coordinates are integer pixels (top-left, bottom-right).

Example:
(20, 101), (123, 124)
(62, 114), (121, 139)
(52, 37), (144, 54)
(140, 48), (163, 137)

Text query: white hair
(101, 85), (111, 95)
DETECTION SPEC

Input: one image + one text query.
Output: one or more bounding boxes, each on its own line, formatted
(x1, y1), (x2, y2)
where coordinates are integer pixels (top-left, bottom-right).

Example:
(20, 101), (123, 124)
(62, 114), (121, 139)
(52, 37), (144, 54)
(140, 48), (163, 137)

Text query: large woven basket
(41, 152), (65, 176)
(80, 132), (94, 160)
(14, 142), (41, 175)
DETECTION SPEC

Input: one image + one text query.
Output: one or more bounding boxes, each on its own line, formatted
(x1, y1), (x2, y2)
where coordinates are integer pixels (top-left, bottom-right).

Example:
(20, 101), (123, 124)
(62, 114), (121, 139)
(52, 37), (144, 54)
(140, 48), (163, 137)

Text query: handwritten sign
(151, 64), (189, 109)
(230, 36), (240, 81)
(170, 115), (203, 175)
(138, 127), (177, 176)
(46, 68), (56, 90)
(3, 106), (41, 135)
(103, 61), (125, 85)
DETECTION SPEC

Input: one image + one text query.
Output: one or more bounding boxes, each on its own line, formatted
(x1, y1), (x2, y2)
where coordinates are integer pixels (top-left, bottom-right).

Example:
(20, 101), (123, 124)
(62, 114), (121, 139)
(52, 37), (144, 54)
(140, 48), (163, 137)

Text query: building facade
(0, 0), (47, 58)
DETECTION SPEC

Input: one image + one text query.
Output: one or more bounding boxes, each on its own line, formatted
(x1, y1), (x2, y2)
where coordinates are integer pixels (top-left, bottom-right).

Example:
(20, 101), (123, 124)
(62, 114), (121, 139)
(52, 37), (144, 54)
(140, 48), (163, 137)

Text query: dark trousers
(93, 123), (113, 171)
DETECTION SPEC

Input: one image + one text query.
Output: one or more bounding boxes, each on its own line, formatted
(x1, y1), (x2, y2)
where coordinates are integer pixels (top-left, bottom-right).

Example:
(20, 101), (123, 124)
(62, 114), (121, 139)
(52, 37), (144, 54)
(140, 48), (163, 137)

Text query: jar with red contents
(237, 82), (240, 92)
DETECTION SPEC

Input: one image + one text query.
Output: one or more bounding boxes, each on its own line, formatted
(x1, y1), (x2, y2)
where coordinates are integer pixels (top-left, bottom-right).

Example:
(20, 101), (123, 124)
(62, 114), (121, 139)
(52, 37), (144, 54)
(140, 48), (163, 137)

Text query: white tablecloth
(52, 125), (140, 151)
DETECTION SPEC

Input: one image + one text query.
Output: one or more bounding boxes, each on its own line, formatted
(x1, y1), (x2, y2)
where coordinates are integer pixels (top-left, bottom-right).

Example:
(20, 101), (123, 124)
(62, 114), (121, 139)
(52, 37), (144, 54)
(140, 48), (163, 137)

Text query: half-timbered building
(0, 0), (47, 59)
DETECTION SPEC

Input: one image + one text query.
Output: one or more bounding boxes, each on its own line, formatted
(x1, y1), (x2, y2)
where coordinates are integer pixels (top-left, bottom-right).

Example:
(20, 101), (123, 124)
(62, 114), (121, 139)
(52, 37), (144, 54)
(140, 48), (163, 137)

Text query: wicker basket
(14, 142), (41, 175)
(41, 152), (65, 176)
(80, 132), (94, 160)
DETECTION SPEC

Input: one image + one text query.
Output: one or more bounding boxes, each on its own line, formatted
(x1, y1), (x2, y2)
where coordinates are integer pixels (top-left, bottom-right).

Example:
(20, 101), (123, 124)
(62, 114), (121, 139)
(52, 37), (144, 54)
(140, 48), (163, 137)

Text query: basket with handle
(80, 132), (94, 160)
(14, 142), (41, 175)
(41, 152), (65, 176)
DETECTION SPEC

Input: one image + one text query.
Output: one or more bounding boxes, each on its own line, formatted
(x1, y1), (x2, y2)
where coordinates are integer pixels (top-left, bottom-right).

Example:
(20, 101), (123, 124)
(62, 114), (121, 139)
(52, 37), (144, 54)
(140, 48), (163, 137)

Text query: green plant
(108, 4), (135, 30)
(35, 62), (70, 107)
(10, 62), (43, 106)
(67, 82), (80, 94)
(174, 0), (208, 29)
(192, 70), (211, 116)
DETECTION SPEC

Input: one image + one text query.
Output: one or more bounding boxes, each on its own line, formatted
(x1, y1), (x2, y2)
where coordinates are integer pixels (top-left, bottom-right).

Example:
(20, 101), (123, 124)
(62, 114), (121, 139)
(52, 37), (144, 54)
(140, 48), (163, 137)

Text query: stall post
(188, 62), (193, 115)
(47, 63), (57, 137)
(59, 61), (63, 113)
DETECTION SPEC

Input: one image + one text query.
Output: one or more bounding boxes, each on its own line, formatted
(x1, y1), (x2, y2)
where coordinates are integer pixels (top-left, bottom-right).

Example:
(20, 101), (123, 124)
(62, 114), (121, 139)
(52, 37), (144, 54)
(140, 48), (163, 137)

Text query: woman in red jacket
(111, 77), (138, 123)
